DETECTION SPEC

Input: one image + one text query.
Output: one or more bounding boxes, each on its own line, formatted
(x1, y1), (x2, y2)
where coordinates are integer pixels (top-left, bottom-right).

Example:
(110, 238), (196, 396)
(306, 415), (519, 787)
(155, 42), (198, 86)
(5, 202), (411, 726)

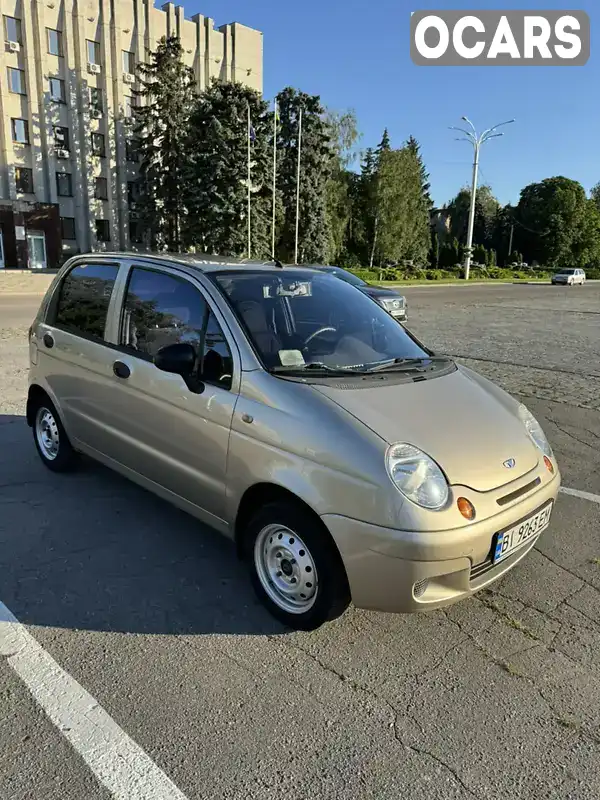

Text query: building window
(56, 172), (73, 197)
(49, 77), (65, 102)
(61, 217), (76, 240)
(87, 40), (100, 65)
(89, 87), (103, 115)
(91, 133), (105, 157)
(122, 50), (135, 74)
(94, 177), (108, 200)
(15, 167), (34, 194)
(47, 28), (62, 56)
(95, 219), (110, 242)
(127, 181), (140, 206)
(54, 126), (70, 150)
(4, 16), (22, 43)
(8, 68), (26, 95)
(125, 139), (139, 162)
(129, 220), (143, 244)
(11, 118), (29, 144)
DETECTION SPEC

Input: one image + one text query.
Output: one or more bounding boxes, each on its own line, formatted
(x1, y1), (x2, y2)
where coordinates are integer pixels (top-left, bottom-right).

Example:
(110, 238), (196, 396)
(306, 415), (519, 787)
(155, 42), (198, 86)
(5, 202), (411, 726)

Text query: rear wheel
(244, 501), (350, 630)
(32, 396), (78, 472)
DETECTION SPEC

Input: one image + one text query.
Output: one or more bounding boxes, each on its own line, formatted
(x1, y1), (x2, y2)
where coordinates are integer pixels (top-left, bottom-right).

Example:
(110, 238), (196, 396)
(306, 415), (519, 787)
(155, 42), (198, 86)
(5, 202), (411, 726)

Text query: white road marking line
(0, 601), (189, 800)
(560, 486), (600, 505)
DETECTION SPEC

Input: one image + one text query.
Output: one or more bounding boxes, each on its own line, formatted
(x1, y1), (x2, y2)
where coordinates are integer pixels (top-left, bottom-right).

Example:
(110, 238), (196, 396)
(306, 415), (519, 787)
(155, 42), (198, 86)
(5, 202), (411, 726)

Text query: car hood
(311, 366), (539, 491)
(363, 285), (405, 300)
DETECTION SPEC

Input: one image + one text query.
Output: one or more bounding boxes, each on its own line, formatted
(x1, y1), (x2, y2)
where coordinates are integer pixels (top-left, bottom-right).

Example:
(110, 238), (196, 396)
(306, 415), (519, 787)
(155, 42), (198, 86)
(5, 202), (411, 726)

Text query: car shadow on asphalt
(0, 414), (286, 637)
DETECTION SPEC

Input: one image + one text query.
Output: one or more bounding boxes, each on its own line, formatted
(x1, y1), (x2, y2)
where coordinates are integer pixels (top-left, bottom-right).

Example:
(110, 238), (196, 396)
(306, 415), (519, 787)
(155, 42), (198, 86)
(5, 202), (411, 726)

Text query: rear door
(36, 260), (124, 449)
(98, 264), (239, 525)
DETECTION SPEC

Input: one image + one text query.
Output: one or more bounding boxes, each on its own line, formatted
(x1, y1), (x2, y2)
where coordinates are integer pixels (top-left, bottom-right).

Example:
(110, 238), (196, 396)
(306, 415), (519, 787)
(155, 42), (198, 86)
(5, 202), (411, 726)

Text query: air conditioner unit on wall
(88, 63), (101, 74)
(123, 73), (135, 84)
(7, 40), (20, 52)
(55, 149), (70, 159)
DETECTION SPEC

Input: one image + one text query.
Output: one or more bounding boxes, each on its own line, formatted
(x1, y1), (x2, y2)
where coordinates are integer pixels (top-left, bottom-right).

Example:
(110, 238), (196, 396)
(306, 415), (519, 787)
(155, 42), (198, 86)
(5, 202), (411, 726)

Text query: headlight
(518, 404), (553, 458)
(386, 443), (449, 510)
(381, 297), (404, 310)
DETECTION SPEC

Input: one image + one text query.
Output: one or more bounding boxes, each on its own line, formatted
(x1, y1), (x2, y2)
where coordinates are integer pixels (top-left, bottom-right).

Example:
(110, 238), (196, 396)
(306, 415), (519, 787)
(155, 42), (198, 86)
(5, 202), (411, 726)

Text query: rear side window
(54, 263), (119, 340)
(120, 267), (233, 388)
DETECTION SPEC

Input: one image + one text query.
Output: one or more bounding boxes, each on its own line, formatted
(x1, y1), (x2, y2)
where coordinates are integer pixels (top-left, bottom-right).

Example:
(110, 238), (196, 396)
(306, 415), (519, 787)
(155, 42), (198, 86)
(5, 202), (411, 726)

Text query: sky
(186, 0), (598, 208)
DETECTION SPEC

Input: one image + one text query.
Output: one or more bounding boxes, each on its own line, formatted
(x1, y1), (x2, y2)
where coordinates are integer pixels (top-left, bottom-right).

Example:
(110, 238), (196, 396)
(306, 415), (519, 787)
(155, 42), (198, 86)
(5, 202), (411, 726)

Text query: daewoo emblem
(503, 458), (516, 469)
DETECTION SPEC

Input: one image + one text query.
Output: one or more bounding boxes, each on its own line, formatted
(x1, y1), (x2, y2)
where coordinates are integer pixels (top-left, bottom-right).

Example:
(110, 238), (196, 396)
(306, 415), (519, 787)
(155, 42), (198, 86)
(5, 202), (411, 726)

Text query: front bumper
(322, 469), (560, 614)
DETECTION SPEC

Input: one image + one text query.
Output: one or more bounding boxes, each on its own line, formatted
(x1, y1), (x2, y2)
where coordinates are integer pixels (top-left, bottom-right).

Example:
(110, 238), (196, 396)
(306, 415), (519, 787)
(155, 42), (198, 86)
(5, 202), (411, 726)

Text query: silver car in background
(551, 268), (586, 285)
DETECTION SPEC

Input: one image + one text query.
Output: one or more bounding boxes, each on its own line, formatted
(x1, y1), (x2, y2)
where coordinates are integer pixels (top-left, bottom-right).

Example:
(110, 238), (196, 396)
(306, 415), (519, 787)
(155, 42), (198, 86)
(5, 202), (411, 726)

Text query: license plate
(493, 502), (553, 563)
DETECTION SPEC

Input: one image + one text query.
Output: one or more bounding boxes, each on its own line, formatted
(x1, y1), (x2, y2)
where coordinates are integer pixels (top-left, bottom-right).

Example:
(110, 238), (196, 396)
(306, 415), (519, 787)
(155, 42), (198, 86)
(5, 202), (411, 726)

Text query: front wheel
(244, 501), (350, 630)
(32, 397), (78, 472)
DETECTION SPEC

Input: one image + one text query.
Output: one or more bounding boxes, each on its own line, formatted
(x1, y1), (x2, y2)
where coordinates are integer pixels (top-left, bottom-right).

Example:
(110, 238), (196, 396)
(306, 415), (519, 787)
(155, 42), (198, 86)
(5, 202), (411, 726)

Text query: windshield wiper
(271, 362), (368, 376)
(363, 356), (450, 373)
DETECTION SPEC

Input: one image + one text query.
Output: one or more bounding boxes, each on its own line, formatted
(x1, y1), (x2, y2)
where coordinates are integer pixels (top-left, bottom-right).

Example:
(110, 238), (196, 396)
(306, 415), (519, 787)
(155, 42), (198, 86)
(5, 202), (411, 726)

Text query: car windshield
(326, 268), (367, 287)
(558, 269), (576, 275)
(213, 270), (430, 373)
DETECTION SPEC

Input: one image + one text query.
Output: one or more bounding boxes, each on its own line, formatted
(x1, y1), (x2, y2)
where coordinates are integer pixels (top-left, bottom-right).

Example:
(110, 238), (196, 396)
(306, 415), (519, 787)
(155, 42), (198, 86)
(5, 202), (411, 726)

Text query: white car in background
(551, 268), (586, 286)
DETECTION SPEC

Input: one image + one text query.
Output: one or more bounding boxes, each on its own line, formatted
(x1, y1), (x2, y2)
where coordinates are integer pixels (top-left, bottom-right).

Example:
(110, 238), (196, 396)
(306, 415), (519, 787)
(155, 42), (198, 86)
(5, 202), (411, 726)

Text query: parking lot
(1, 281), (599, 800)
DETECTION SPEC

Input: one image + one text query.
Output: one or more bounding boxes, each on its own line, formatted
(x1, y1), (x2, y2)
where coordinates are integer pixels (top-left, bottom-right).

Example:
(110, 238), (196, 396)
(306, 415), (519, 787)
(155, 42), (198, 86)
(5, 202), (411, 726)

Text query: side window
(120, 267), (233, 389)
(202, 312), (233, 389)
(54, 263), (119, 340)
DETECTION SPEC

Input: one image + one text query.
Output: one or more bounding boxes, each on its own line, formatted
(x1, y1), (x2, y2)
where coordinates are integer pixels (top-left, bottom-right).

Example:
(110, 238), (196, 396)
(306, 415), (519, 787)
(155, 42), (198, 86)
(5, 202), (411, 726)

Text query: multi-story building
(0, 0), (263, 269)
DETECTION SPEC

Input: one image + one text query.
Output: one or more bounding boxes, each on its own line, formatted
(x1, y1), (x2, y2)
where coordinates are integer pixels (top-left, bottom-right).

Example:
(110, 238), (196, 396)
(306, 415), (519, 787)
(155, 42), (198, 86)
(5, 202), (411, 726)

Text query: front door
(0, 230), (5, 269)
(99, 264), (239, 526)
(27, 232), (47, 269)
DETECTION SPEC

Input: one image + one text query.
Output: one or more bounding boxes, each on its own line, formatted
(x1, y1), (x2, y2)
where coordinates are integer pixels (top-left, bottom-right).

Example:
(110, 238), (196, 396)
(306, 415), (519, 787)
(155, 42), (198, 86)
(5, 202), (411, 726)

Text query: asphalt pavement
(1, 283), (599, 800)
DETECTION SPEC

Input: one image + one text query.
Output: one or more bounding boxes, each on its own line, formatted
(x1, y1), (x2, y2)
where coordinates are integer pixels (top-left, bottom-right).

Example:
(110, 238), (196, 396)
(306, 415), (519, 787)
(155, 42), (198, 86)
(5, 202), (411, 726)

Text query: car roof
(66, 251), (324, 276)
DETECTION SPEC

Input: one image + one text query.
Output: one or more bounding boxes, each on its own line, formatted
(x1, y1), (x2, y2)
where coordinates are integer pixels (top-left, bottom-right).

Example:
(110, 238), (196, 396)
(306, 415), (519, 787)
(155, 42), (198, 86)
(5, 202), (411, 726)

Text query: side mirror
(154, 342), (197, 376)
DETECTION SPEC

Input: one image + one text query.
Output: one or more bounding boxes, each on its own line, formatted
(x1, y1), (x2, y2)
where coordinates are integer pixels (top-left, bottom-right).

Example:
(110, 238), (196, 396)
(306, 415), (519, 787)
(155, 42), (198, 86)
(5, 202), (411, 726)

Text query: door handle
(113, 360), (131, 379)
(43, 333), (54, 349)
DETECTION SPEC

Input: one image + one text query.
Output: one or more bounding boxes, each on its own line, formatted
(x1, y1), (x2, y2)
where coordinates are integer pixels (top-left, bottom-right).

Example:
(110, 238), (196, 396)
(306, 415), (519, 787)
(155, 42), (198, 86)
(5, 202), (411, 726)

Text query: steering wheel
(303, 326), (337, 348)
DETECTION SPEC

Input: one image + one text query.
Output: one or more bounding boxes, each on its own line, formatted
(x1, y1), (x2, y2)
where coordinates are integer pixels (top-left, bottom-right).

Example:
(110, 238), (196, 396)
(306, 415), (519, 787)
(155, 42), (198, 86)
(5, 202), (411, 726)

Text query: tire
(32, 395), (78, 473)
(243, 501), (351, 631)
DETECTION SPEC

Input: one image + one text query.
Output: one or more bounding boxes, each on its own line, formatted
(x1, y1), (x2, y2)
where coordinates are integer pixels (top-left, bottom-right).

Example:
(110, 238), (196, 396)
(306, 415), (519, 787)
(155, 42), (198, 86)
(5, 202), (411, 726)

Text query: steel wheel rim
(35, 407), (60, 461)
(254, 524), (318, 614)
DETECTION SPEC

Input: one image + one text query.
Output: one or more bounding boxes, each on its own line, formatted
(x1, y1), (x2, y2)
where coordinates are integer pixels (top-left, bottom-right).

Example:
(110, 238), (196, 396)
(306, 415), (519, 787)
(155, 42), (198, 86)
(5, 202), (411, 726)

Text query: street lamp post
(450, 117), (515, 280)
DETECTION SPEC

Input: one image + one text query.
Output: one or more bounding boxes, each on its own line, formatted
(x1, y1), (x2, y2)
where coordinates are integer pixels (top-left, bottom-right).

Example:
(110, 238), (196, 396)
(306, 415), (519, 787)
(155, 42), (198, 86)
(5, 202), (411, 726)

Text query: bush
(348, 269), (378, 282)
(425, 269), (445, 280)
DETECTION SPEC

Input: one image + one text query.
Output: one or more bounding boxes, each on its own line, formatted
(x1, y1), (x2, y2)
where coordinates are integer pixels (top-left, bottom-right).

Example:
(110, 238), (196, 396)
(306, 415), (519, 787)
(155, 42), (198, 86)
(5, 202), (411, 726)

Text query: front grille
(497, 477), (541, 506)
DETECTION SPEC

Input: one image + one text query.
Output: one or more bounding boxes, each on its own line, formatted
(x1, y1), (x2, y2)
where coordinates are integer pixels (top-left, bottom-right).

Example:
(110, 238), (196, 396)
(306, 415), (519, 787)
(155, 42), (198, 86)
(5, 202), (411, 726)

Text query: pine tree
(276, 87), (333, 263)
(429, 227), (439, 268)
(406, 135), (433, 211)
(133, 36), (196, 251)
(183, 81), (271, 257)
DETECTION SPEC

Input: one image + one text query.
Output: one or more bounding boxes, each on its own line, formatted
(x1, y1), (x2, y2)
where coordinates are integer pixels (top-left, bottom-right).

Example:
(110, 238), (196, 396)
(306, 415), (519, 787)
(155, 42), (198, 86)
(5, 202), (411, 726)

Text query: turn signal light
(457, 497), (476, 521)
(544, 456), (554, 474)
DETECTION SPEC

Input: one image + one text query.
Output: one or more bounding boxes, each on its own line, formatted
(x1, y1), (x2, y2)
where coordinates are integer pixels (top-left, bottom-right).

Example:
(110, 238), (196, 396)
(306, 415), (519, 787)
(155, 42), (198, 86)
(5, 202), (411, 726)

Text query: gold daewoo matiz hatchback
(28, 254), (561, 630)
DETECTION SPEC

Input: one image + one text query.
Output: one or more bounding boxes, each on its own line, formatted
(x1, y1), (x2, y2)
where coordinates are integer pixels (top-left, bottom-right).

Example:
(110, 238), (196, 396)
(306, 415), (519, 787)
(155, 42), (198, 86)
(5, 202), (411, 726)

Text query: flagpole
(294, 107), (302, 264)
(271, 101), (277, 259)
(247, 104), (252, 259)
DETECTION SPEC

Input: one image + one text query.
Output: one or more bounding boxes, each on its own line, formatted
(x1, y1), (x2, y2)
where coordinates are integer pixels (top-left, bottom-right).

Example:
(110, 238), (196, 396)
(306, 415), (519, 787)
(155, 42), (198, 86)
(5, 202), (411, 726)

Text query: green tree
(275, 87), (333, 263)
(429, 227), (439, 268)
(133, 36), (197, 250)
(473, 243), (487, 265)
(591, 182), (600, 212)
(183, 81), (271, 257)
(324, 109), (360, 264)
(516, 177), (600, 269)
(374, 145), (431, 266)
(448, 185), (500, 249)
(405, 135), (433, 211)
